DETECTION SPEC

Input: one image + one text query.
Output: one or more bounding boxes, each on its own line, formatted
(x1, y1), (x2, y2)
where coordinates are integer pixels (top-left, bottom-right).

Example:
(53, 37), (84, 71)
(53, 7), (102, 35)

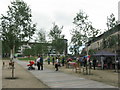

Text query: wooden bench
(82, 66), (91, 75)
(75, 64), (81, 73)
(72, 63), (81, 73)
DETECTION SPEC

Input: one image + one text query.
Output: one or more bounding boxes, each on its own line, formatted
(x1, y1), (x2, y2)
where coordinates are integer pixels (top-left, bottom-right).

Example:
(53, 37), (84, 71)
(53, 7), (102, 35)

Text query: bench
(71, 62), (81, 73)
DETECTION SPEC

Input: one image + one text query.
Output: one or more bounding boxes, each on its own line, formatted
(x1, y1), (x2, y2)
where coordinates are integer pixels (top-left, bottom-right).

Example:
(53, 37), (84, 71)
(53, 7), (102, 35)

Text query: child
(48, 57), (50, 65)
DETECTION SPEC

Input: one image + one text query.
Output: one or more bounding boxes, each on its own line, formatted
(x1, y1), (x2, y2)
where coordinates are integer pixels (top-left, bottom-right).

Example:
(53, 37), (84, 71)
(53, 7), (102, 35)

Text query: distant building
(83, 2), (120, 55)
(17, 42), (51, 55)
(17, 39), (68, 56)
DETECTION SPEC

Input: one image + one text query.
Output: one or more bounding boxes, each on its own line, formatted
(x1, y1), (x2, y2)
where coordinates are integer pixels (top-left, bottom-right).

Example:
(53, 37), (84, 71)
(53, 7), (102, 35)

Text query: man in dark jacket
(93, 59), (96, 70)
(36, 56), (40, 70)
(39, 55), (43, 70)
(62, 57), (65, 66)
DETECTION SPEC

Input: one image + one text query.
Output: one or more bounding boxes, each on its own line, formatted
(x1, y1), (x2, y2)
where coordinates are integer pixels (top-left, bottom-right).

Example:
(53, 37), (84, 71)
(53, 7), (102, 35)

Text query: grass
(18, 57), (36, 61)
(46, 56), (76, 63)
(18, 56), (48, 61)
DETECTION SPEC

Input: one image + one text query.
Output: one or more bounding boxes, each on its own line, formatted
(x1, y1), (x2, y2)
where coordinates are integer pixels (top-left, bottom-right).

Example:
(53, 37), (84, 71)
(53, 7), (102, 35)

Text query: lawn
(18, 57), (36, 61)
(18, 56), (47, 61)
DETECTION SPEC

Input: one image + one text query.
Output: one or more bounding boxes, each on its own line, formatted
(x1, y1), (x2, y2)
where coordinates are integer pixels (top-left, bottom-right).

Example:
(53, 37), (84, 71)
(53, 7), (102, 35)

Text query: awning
(93, 51), (117, 56)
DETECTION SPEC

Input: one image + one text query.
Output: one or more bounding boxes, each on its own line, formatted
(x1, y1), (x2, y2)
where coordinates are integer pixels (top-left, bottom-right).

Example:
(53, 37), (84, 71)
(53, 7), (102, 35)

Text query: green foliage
(52, 39), (66, 54)
(106, 13), (118, 30)
(49, 23), (66, 54)
(18, 57), (36, 61)
(70, 28), (83, 55)
(36, 29), (46, 43)
(23, 29), (49, 56)
(49, 23), (64, 40)
(81, 49), (87, 55)
(23, 43), (49, 56)
(23, 48), (33, 56)
(102, 35), (119, 49)
(2, 41), (10, 54)
(69, 46), (74, 55)
(1, 0), (36, 56)
(73, 10), (89, 43)
(71, 10), (100, 55)
(88, 49), (96, 55)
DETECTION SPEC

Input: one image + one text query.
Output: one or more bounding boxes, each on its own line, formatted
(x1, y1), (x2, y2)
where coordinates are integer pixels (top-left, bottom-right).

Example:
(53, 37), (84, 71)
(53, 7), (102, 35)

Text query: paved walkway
(15, 60), (117, 88)
(2, 60), (49, 88)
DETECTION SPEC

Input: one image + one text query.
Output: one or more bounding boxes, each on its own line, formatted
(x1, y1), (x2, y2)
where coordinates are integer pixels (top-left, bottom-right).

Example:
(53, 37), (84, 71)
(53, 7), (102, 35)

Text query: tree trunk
(10, 45), (15, 59)
(10, 46), (15, 79)
(12, 62), (14, 79)
(10, 49), (13, 59)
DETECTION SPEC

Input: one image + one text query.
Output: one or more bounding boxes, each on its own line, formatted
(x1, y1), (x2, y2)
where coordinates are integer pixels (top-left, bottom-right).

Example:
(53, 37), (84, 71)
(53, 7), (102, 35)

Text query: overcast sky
(0, 0), (119, 43)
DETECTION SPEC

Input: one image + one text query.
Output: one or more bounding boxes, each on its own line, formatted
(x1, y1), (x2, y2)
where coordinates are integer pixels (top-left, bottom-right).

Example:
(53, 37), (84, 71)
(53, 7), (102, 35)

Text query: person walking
(55, 57), (59, 71)
(83, 57), (87, 67)
(62, 57), (65, 66)
(58, 56), (61, 67)
(47, 57), (50, 65)
(36, 56), (40, 70)
(93, 59), (96, 70)
(39, 55), (43, 70)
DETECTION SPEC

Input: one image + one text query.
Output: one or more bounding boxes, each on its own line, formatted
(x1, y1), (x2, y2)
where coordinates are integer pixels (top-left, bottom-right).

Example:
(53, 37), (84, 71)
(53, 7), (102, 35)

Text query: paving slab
(2, 60), (49, 88)
(15, 60), (117, 88)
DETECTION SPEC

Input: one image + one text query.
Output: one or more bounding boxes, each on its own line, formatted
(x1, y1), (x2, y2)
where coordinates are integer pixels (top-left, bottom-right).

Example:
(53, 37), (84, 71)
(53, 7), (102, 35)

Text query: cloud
(53, 11), (73, 27)
(0, 0), (119, 43)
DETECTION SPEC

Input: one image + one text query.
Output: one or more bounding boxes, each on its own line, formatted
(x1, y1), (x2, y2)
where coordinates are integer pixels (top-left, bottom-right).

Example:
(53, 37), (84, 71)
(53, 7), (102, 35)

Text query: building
(85, 24), (120, 54)
(17, 42), (51, 55)
(17, 39), (68, 56)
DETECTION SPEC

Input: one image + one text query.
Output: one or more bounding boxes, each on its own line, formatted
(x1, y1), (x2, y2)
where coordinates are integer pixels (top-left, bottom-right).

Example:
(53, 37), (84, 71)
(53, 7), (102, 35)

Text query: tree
(1, 0), (36, 58)
(36, 29), (46, 43)
(23, 29), (49, 56)
(23, 48), (33, 56)
(70, 28), (82, 55)
(71, 10), (100, 55)
(106, 13), (118, 30)
(49, 23), (66, 54)
(69, 46), (74, 55)
(87, 22), (100, 40)
(52, 39), (66, 54)
(49, 23), (64, 40)
(71, 10), (100, 74)
(35, 29), (48, 55)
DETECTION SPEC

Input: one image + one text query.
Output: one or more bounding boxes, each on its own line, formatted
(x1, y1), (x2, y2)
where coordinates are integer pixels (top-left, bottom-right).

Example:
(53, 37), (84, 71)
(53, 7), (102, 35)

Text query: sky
(0, 0), (120, 45)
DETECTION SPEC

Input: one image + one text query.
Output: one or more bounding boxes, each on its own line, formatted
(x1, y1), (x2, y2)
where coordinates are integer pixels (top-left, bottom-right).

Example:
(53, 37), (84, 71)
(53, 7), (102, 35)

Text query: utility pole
(115, 50), (118, 72)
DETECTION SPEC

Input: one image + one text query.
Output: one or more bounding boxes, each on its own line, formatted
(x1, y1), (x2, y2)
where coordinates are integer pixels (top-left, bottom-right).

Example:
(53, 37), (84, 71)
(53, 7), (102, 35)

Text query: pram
(27, 61), (35, 70)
